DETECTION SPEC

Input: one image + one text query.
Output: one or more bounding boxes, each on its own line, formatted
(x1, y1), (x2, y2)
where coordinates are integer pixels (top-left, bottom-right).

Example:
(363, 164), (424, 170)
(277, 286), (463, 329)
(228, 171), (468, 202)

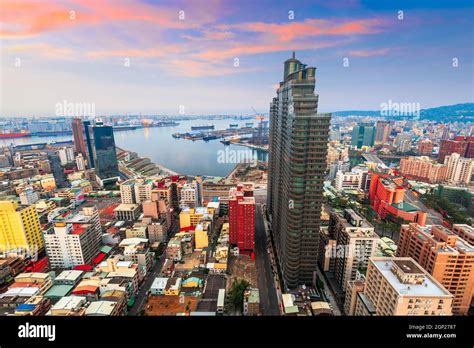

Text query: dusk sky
(1, 0), (473, 116)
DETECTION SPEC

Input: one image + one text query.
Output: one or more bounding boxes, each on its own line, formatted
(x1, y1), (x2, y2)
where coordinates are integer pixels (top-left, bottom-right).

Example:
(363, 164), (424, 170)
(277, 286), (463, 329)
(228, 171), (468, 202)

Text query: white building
(75, 154), (86, 171)
(44, 223), (101, 269)
(444, 153), (474, 184)
(120, 180), (135, 204)
(179, 183), (198, 208)
(19, 187), (39, 205)
(334, 171), (362, 191)
(134, 179), (154, 203)
(329, 209), (380, 292)
(58, 147), (75, 166)
(120, 179), (154, 204)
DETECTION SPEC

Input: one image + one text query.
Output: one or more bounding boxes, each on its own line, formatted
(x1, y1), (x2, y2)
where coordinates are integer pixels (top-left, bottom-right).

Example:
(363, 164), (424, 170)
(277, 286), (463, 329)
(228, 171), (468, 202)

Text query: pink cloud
(0, 0), (222, 38)
(349, 48), (390, 57)
(221, 18), (389, 42)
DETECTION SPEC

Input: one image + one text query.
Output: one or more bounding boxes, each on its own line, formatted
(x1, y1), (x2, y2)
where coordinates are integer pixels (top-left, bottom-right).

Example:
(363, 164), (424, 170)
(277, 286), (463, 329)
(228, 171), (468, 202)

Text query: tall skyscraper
(351, 124), (376, 149)
(267, 52), (331, 288)
(0, 201), (44, 257)
(83, 120), (95, 168)
(90, 119), (119, 183)
(72, 118), (88, 159)
(375, 120), (391, 144)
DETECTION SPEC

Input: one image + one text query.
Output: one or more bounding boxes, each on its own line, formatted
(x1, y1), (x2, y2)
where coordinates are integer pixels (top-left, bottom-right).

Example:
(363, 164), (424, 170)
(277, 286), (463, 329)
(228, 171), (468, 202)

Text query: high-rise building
(326, 209), (379, 292)
(351, 124), (375, 149)
(83, 120), (95, 168)
(349, 257), (453, 316)
(267, 52), (331, 288)
(375, 121), (391, 144)
(397, 223), (474, 315)
(120, 180), (136, 204)
(438, 136), (474, 163)
(75, 153), (86, 171)
(0, 201), (44, 257)
(451, 224), (474, 245)
(228, 184), (255, 253)
(90, 120), (119, 182)
(179, 183), (198, 209)
(58, 147), (75, 166)
(444, 152), (474, 184)
(44, 222), (101, 269)
(72, 118), (88, 159)
(399, 156), (447, 183)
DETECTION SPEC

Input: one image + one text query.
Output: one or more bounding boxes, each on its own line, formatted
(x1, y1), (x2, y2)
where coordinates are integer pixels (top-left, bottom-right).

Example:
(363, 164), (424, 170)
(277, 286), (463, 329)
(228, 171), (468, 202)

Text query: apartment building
(44, 222), (101, 269)
(0, 201), (44, 257)
(444, 153), (474, 184)
(399, 156), (447, 183)
(397, 223), (474, 315)
(352, 257), (453, 315)
(328, 209), (379, 291)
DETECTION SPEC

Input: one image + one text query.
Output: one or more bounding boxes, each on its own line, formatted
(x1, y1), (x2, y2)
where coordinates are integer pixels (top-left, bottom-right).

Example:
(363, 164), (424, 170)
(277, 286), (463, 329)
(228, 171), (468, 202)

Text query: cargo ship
(191, 124), (214, 131)
(113, 126), (137, 131)
(0, 130), (31, 139)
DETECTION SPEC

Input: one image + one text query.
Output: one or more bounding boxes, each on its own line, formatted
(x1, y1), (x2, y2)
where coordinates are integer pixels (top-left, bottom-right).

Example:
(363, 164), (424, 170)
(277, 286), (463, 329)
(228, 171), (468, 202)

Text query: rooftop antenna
(292, 51), (296, 59)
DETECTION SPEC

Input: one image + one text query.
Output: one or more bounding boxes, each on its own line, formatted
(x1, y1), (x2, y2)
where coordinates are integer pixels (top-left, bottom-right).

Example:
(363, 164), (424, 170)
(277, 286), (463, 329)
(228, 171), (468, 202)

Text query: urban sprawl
(0, 55), (472, 317)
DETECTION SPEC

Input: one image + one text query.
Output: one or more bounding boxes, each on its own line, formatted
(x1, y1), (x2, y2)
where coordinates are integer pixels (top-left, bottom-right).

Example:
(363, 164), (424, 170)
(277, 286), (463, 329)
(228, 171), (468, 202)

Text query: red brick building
(228, 183), (256, 253)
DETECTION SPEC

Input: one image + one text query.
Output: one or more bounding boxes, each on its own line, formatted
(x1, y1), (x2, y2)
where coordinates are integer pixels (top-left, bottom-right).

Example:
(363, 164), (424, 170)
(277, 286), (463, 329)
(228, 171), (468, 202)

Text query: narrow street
(254, 203), (280, 315)
(128, 219), (179, 316)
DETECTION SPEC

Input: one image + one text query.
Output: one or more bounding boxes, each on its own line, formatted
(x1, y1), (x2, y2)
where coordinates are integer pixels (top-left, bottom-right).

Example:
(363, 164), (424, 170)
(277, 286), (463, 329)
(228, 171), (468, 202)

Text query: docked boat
(203, 134), (219, 141)
(0, 130), (31, 139)
(191, 124), (214, 130)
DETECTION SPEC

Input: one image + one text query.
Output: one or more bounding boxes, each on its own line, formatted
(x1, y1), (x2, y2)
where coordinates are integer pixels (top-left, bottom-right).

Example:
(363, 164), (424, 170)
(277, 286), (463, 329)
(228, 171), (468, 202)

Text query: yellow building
(0, 201), (44, 256)
(179, 208), (204, 229)
(195, 224), (209, 249)
(40, 176), (56, 191)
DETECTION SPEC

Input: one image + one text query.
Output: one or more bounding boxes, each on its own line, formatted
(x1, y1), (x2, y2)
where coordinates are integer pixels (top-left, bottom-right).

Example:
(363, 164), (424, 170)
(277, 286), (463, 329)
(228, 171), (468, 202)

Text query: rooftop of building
(391, 201), (419, 212)
(114, 203), (140, 211)
(406, 224), (474, 253)
(44, 284), (74, 298)
(51, 295), (86, 311)
(370, 258), (452, 297)
(15, 272), (50, 281)
(85, 300), (117, 315)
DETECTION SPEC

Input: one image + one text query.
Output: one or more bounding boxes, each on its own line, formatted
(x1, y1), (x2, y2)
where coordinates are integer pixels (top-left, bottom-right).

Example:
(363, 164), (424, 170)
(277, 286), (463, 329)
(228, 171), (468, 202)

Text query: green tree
(228, 279), (249, 313)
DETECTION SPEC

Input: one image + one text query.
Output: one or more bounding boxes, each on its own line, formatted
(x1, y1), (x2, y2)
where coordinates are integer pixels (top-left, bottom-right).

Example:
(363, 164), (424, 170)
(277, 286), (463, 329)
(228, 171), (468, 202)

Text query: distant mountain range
(333, 103), (474, 121)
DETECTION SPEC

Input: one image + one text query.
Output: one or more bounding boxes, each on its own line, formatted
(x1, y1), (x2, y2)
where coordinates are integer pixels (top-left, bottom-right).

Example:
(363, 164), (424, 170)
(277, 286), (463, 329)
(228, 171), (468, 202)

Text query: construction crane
(251, 107), (265, 121)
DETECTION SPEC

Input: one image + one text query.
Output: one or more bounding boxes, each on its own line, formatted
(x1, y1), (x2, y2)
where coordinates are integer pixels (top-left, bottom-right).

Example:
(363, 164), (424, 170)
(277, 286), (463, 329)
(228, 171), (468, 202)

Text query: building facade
(444, 153), (474, 184)
(351, 124), (375, 149)
(0, 201), (44, 257)
(90, 121), (119, 181)
(228, 184), (255, 253)
(267, 53), (331, 287)
(397, 223), (474, 315)
(44, 223), (101, 269)
(352, 257), (453, 316)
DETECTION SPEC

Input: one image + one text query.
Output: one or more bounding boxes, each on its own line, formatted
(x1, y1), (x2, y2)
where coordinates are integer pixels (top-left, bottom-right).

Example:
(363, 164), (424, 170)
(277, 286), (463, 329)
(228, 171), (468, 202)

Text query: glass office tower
(90, 122), (119, 181)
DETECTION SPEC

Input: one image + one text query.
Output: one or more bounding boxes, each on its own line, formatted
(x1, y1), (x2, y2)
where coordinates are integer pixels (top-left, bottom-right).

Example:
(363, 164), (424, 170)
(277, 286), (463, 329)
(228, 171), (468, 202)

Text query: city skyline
(1, 0), (473, 116)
